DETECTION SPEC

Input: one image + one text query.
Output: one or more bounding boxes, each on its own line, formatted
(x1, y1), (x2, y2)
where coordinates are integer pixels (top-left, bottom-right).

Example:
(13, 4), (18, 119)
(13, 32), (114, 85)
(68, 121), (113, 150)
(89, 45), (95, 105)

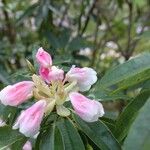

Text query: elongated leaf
(67, 36), (92, 51)
(0, 126), (25, 149)
(39, 121), (64, 150)
(0, 66), (11, 85)
(39, 125), (55, 150)
(35, 0), (50, 27)
(91, 86), (130, 101)
(74, 114), (121, 150)
(114, 90), (150, 142)
(99, 53), (150, 91)
(123, 97), (150, 150)
(100, 117), (116, 132)
(0, 104), (18, 126)
(45, 32), (60, 49)
(16, 3), (39, 25)
(114, 69), (150, 93)
(11, 137), (27, 150)
(56, 118), (85, 150)
(54, 127), (64, 150)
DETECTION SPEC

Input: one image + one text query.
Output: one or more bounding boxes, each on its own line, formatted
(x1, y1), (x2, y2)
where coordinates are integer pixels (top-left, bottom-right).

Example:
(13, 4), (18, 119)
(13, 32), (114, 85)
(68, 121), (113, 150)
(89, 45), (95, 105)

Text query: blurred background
(0, 0), (150, 118)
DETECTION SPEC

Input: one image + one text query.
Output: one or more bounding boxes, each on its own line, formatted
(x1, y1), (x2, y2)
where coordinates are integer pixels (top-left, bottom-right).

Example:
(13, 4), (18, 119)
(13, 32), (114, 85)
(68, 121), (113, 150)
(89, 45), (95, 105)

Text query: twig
(90, 22), (99, 67)
(78, 0), (85, 33)
(80, 0), (97, 35)
(125, 0), (133, 60)
(58, 3), (70, 27)
(2, 0), (16, 43)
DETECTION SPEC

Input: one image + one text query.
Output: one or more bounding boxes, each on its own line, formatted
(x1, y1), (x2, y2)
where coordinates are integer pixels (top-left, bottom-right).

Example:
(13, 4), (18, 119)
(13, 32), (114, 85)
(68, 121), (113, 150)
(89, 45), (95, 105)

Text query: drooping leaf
(100, 117), (116, 132)
(54, 127), (64, 150)
(123, 97), (150, 150)
(114, 90), (150, 142)
(67, 36), (92, 51)
(99, 53), (150, 92)
(16, 3), (39, 26)
(56, 118), (85, 150)
(0, 126), (26, 149)
(74, 114), (121, 150)
(0, 66), (11, 85)
(39, 124), (55, 150)
(0, 104), (18, 126)
(91, 86), (130, 101)
(38, 114), (63, 150)
(11, 137), (27, 150)
(35, 0), (50, 27)
(32, 46), (40, 72)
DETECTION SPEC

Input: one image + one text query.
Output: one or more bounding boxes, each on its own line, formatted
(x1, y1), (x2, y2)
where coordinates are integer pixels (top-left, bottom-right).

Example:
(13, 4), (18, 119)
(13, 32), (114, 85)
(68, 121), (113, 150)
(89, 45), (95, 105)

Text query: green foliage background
(0, 0), (150, 149)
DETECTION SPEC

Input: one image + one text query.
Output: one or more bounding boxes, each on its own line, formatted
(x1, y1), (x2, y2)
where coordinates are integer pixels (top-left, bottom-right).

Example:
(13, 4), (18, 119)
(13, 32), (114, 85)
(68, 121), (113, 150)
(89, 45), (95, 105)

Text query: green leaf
(114, 90), (150, 142)
(16, 3), (39, 26)
(0, 66), (11, 85)
(45, 32), (60, 49)
(35, 0), (50, 27)
(123, 97), (150, 150)
(54, 127), (64, 150)
(38, 116), (63, 150)
(39, 124), (55, 150)
(99, 53), (150, 92)
(140, 31), (150, 39)
(56, 118), (85, 150)
(0, 126), (25, 149)
(11, 138), (27, 150)
(74, 114), (121, 150)
(32, 46), (40, 72)
(133, 0), (146, 7)
(141, 80), (150, 91)
(0, 104), (18, 126)
(100, 117), (116, 132)
(67, 36), (92, 51)
(91, 86), (130, 101)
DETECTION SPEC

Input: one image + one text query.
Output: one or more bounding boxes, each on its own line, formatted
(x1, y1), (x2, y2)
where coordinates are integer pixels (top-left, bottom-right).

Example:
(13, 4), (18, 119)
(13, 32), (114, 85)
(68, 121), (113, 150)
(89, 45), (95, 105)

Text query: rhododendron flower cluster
(0, 47), (104, 140)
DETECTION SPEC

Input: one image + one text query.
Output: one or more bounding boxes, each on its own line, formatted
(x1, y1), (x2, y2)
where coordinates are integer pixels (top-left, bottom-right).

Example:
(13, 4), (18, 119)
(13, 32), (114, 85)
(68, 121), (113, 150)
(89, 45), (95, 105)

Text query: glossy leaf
(123, 97), (150, 150)
(99, 53), (150, 91)
(0, 126), (26, 149)
(56, 118), (85, 150)
(74, 114), (121, 150)
(39, 125), (55, 150)
(114, 90), (150, 142)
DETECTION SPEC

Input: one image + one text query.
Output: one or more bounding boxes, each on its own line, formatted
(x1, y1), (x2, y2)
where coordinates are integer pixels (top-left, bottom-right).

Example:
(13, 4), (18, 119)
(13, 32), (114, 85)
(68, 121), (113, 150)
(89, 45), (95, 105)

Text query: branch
(78, 0), (85, 33)
(80, 0), (97, 35)
(2, 0), (16, 43)
(58, 3), (70, 27)
(125, 0), (133, 60)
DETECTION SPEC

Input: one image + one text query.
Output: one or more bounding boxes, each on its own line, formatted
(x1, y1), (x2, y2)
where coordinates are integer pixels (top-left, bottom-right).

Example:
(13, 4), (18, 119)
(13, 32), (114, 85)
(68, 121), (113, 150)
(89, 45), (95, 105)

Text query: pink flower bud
(69, 92), (104, 122)
(39, 66), (64, 83)
(13, 100), (46, 137)
(66, 66), (97, 91)
(0, 81), (34, 106)
(22, 141), (32, 150)
(36, 47), (52, 68)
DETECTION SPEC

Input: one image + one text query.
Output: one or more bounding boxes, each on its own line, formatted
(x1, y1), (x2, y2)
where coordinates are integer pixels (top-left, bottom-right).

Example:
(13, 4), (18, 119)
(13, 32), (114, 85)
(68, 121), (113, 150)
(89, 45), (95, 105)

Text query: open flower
(13, 100), (46, 137)
(66, 66), (97, 91)
(22, 141), (32, 150)
(69, 92), (104, 122)
(39, 66), (64, 83)
(36, 47), (52, 68)
(0, 81), (34, 106)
